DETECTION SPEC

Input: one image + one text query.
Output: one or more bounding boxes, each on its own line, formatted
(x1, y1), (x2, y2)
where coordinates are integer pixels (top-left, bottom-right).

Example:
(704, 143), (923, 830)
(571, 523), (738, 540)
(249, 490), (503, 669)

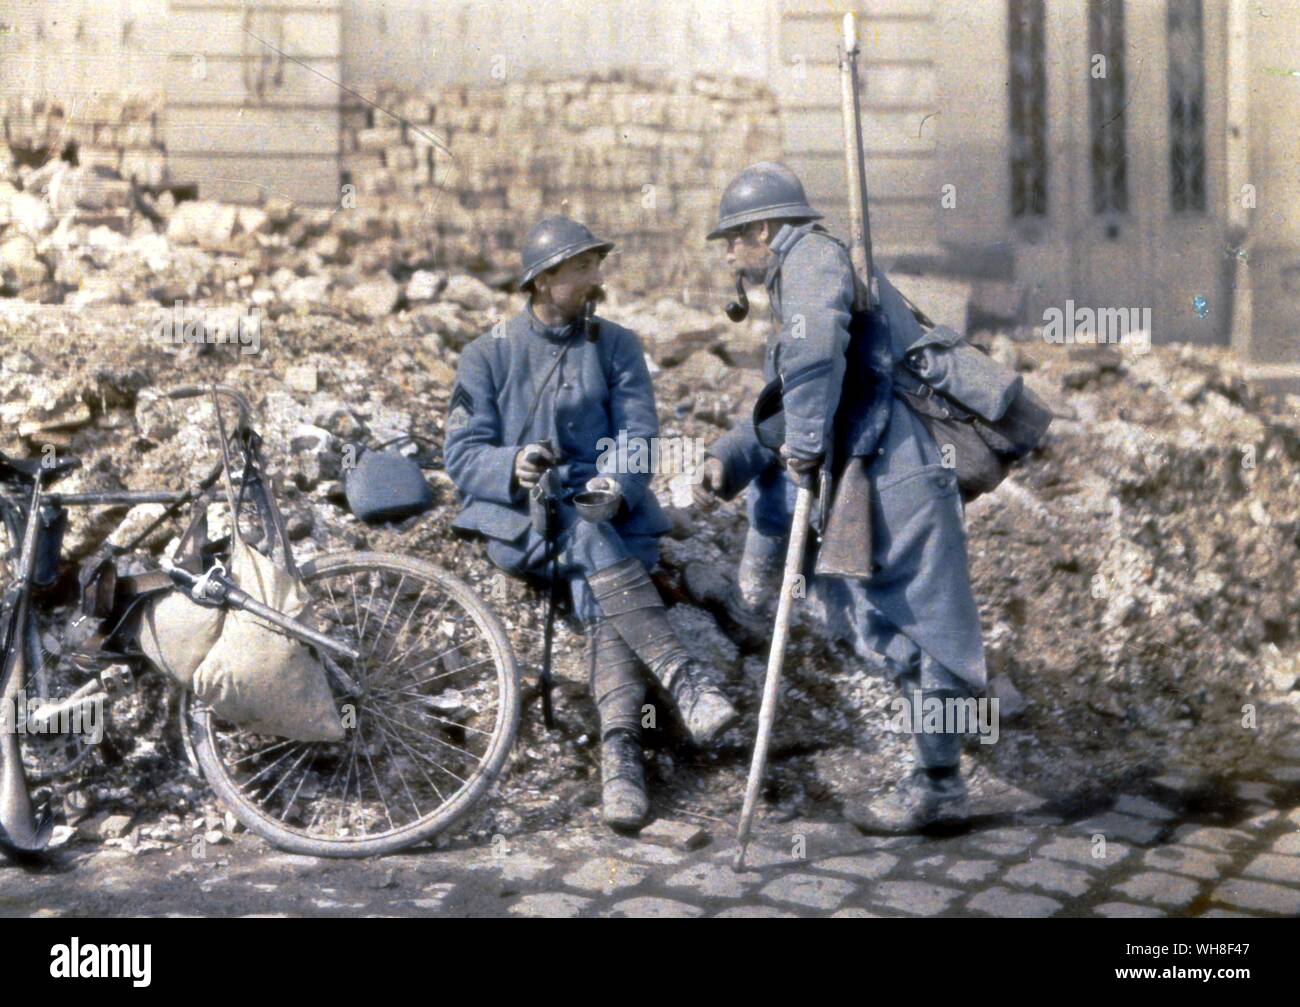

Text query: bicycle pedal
(99, 664), (135, 696)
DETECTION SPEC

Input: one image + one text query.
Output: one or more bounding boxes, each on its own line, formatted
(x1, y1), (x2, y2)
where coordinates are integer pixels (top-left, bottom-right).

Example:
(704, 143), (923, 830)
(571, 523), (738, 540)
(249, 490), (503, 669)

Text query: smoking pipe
(724, 274), (749, 322)
(582, 286), (607, 342)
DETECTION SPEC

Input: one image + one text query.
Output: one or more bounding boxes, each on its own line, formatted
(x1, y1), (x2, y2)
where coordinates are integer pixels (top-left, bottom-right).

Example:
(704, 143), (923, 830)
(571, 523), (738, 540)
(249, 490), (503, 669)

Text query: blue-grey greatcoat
(708, 224), (987, 695)
(444, 308), (671, 622)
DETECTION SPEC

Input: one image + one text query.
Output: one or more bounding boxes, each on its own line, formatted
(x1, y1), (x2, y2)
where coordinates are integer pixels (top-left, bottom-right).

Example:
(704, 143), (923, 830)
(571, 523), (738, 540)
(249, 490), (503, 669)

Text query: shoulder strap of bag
(516, 337), (578, 447)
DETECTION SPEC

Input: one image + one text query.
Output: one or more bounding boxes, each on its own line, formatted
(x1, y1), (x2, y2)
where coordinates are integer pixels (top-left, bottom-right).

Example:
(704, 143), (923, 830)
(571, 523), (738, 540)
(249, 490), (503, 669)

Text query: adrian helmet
(518, 216), (615, 291)
(706, 162), (822, 241)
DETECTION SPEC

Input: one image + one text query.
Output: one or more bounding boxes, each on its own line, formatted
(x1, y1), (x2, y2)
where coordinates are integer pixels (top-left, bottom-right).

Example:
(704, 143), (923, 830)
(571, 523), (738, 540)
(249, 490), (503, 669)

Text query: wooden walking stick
(733, 481), (815, 870)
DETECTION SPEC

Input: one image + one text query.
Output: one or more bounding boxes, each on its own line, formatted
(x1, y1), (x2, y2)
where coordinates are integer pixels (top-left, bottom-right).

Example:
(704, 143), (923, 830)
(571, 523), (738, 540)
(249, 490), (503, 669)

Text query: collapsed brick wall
(340, 75), (782, 294)
(1, 76), (778, 296)
(0, 94), (166, 187)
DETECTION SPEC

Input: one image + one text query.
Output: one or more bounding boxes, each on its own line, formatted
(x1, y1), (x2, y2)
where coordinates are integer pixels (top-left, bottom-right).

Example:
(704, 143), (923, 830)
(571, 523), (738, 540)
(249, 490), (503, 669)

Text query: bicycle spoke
(369, 714), (449, 805)
(378, 692), (502, 732)
(262, 744), (314, 807)
(306, 746), (350, 831)
(228, 738), (297, 767)
(374, 595), (458, 683)
(349, 574), (367, 657)
(365, 698), (497, 738)
(238, 741), (307, 791)
(354, 571), (381, 654)
(357, 721), (395, 833)
(369, 573), (406, 658)
(379, 580), (430, 666)
(385, 654), (497, 691)
(323, 581), (351, 636)
(370, 718), (425, 819)
(365, 704), (481, 766)
(375, 727), (469, 789)
(336, 730), (361, 834)
(279, 753), (315, 823)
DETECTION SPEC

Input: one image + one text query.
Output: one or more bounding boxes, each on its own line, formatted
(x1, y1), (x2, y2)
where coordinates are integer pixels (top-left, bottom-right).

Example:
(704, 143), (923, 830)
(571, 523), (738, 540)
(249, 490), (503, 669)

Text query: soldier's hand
(691, 456), (725, 511)
(780, 447), (823, 489)
(584, 476), (622, 500)
(514, 443), (555, 490)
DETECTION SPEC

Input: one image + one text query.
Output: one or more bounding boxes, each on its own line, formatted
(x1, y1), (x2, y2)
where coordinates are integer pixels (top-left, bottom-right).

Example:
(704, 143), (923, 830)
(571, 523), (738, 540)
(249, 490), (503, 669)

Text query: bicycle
(0, 384), (520, 859)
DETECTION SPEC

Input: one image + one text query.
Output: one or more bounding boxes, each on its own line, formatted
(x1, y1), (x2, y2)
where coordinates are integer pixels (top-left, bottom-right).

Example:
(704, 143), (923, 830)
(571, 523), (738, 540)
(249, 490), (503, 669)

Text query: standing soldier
(444, 216), (738, 830)
(692, 164), (987, 832)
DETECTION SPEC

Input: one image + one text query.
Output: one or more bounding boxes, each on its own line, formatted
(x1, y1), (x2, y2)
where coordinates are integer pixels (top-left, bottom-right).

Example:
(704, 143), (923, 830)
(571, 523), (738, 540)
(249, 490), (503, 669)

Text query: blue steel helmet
(706, 162), (822, 241)
(518, 216), (615, 291)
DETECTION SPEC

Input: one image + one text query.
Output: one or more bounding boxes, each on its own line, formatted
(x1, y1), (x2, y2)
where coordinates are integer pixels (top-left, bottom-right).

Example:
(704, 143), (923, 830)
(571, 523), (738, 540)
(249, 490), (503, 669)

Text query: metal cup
(573, 488), (621, 523)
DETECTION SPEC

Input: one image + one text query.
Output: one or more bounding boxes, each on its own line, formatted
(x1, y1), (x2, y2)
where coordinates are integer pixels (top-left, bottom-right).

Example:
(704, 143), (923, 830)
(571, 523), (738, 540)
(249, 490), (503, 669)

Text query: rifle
(840, 12), (878, 312)
(812, 11), (891, 581)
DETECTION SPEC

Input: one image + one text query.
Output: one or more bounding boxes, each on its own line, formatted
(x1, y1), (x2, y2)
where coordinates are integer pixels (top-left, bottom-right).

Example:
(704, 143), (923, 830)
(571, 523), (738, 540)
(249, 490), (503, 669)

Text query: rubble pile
(0, 165), (756, 329)
(0, 262), (1296, 847)
(0, 74), (780, 303)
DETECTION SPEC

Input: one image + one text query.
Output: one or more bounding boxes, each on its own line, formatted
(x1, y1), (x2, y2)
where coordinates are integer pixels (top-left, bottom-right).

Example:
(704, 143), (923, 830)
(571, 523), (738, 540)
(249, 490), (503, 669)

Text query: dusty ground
(1, 295), (1297, 847)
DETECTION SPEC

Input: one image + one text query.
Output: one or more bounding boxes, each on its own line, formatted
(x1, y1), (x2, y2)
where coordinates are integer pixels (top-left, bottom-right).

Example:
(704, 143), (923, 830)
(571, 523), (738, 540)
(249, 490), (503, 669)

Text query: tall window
(1009, 0), (1048, 217)
(1168, 0), (1207, 212)
(1088, 0), (1128, 215)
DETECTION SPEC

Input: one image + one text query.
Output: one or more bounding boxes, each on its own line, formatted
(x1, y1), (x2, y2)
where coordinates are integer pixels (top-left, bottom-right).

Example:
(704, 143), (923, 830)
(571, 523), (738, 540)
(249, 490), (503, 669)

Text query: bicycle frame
(43, 387), (359, 664)
(0, 385), (362, 856)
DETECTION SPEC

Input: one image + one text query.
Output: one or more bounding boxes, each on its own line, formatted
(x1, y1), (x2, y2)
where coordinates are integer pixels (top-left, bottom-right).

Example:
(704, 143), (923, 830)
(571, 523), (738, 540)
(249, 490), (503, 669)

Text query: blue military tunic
(709, 224), (987, 695)
(444, 307), (671, 622)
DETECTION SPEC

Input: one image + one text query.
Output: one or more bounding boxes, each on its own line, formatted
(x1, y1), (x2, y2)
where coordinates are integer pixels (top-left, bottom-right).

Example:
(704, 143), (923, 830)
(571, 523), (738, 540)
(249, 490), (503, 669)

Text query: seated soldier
(443, 216), (738, 830)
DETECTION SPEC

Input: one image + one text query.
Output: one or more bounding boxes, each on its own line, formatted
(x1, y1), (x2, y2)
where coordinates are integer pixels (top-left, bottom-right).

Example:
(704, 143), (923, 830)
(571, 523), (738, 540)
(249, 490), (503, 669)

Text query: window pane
(1089, 0), (1128, 215)
(1009, 0), (1049, 218)
(1168, 0), (1207, 213)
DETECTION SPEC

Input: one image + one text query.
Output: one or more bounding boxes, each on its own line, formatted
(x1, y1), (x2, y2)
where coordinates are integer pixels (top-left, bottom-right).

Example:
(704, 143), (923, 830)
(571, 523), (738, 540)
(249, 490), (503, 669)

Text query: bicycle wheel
(186, 551), (520, 857)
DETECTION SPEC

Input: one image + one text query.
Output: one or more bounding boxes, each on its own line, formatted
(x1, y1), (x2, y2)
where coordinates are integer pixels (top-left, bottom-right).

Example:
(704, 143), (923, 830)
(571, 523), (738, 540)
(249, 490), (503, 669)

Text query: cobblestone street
(8, 739), (1300, 918)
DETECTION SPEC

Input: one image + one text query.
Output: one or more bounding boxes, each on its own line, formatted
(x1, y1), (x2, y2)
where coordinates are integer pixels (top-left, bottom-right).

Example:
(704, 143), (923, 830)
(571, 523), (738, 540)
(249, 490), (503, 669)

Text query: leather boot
(586, 559), (738, 745)
(737, 528), (786, 614)
(843, 766), (970, 834)
(600, 729), (650, 829)
(586, 621), (650, 829)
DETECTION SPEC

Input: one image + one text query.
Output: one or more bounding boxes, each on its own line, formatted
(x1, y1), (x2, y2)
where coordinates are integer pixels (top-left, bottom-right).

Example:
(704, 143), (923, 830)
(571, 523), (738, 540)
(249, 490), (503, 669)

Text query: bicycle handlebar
(166, 384), (253, 431)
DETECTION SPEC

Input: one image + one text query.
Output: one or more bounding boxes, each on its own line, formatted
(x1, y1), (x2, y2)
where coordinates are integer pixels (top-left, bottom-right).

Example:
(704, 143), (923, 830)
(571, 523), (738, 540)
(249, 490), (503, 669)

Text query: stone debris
(639, 819), (710, 851)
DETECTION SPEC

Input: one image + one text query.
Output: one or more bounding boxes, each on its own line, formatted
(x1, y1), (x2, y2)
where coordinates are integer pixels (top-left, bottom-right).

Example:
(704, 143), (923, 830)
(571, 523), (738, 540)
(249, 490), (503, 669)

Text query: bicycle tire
(186, 550), (520, 858)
